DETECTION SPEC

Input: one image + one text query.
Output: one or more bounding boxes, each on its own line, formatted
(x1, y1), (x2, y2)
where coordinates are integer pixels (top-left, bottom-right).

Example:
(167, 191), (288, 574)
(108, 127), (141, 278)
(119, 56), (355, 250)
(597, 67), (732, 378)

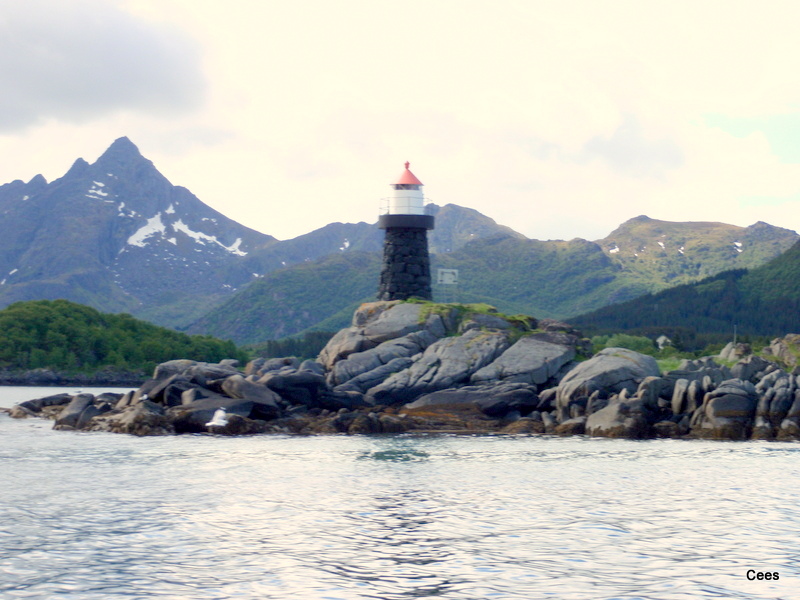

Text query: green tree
(0, 300), (250, 373)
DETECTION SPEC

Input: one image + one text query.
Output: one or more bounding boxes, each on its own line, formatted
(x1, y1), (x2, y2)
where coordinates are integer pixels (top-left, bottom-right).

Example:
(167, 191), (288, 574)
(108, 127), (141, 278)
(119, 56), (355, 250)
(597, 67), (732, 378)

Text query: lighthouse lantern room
(388, 161), (425, 214)
(377, 162), (434, 301)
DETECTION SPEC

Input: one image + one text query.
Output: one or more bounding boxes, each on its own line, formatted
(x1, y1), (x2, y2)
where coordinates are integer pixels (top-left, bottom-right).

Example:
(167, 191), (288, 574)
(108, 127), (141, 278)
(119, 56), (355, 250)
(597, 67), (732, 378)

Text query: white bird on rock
(205, 408), (229, 428)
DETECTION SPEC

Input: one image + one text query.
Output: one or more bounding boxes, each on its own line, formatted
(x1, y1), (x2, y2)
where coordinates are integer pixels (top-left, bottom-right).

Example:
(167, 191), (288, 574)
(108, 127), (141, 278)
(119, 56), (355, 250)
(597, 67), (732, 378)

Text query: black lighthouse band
(377, 162), (434, 301)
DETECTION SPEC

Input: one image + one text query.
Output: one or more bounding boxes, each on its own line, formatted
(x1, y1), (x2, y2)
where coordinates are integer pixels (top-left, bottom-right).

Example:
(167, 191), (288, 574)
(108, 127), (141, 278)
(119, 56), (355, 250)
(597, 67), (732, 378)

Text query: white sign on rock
(437, 269), (459, 285)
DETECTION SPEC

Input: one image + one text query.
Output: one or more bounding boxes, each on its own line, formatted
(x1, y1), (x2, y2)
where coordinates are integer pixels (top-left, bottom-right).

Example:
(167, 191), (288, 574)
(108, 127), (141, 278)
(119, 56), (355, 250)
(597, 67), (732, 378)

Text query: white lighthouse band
(378, 161), (434, 230)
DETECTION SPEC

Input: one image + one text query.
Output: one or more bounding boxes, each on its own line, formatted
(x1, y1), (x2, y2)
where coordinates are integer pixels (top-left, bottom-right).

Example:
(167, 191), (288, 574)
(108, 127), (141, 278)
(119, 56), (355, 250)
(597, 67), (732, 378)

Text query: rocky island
(8, 301), (800, 442)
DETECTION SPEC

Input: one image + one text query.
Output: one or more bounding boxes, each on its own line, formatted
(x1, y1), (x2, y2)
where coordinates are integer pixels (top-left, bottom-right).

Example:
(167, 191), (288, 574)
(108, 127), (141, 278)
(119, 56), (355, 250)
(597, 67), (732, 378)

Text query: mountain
(189, 251), (381, 344)
(0, 138), (521, 328)
(436, 219), (795, 316)
(235, 202), (524, 274)
(596, 215), (798, 287)
(571, 240), (800, 348)
(0, 137), (277, 325)
(190, 226), (799, 345)
(2, 138), (797, 344)
(189, 235), (628, 345)
(426, 203), (527, 253)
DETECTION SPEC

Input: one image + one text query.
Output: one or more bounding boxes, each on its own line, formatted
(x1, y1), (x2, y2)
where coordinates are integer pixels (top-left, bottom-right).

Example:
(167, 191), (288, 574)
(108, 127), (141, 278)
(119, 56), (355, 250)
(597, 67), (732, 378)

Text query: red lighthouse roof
(393, 161), (423, 186)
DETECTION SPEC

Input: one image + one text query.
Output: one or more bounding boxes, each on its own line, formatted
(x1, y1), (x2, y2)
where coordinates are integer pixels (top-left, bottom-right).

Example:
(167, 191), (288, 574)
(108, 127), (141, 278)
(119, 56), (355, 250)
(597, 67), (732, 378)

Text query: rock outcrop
(10, 300), (800, 443)
(404, 381), (539, 418)
(689, 379), (759, 440)
(585, 399), (650, 439)
(318, 301), (580, 409)
(762, 334), (800, 370)
(555, 348), (660, 422)
(470, 333), (575, 386)
(366, 328), (513, 404)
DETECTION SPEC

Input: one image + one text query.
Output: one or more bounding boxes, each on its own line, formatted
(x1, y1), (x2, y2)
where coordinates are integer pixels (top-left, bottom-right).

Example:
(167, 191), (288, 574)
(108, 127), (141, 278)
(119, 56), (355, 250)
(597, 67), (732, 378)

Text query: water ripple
(2, 413), (800, 599)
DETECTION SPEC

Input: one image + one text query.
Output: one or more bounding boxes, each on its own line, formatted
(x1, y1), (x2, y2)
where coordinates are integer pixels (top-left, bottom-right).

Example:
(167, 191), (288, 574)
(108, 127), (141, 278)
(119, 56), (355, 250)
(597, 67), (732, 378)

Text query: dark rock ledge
(7, 302), (800, 442)
(0, 367), (146, 387)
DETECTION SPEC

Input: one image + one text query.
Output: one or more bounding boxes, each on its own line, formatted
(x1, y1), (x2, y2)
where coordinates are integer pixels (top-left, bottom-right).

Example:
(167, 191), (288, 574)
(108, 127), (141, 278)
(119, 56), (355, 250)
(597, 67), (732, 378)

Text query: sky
(1, 0), (799, 242)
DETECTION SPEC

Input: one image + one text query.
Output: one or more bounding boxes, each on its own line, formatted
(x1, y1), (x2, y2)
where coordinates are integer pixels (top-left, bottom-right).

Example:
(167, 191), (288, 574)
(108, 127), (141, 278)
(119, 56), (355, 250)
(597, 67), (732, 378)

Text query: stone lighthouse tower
(377, 162), (434, 301)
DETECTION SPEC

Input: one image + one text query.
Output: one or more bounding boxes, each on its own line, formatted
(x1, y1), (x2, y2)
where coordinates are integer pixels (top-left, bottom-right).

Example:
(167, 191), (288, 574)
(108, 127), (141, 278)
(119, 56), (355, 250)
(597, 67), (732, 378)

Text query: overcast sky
(1, 0), (799, 241)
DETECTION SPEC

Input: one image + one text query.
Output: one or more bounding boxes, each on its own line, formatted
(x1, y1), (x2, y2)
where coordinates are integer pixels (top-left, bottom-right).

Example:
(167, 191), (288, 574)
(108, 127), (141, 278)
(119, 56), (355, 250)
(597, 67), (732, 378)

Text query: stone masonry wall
(377, 228), (432, 301)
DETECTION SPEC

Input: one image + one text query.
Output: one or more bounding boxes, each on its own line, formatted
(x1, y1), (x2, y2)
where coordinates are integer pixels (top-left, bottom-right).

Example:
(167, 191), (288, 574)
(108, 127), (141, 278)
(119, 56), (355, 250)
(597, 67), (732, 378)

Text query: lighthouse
(377, 162), (434, 301)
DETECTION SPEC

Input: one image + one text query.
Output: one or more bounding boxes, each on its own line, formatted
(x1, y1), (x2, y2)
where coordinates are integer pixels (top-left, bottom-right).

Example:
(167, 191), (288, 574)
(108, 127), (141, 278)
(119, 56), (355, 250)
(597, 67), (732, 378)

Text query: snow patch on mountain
(172, 219), (247, 256)
(227, 238), (247, 256)
(86, 181), (109, 200)
(0, 268), (18, 285)
(127, 213), (167, 248)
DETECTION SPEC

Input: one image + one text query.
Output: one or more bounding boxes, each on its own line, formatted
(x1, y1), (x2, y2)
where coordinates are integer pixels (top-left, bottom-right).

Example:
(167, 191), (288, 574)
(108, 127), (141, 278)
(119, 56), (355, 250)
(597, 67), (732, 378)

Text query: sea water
(1, 386), (799, 600)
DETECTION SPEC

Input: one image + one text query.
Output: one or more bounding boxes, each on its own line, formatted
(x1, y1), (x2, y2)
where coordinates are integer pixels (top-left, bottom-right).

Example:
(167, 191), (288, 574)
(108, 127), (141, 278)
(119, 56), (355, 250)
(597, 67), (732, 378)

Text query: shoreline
(3, 302), (798, 442)
(0, 369), (145, 388)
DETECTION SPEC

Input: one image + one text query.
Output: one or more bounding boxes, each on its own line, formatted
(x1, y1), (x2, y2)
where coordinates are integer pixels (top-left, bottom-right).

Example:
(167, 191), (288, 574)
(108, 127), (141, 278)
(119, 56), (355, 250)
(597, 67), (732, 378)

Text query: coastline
(0, 368), (145, 388)
(4, 302), (799, 442)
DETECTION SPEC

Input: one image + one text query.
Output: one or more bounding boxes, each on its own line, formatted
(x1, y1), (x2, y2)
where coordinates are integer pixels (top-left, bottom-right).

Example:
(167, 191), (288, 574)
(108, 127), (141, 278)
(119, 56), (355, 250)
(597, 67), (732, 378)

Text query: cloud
(144, 126), (236, 156)
(582, 115), (684, 178)
(0, 0), (206, 132)
(3, 0), (800, 244)
(704, 113), (800, 163)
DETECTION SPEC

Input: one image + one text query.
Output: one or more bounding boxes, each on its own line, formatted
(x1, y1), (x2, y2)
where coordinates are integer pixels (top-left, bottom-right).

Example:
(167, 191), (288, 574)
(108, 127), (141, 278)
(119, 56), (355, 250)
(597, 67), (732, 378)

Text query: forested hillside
(0, 300), (247, 373)
(189, 227), (800, 345)
(595, 216), (797, 285)
(188, 252), (381, 344)
(572, 241), (800, 349)
(187, 237), (631, 344)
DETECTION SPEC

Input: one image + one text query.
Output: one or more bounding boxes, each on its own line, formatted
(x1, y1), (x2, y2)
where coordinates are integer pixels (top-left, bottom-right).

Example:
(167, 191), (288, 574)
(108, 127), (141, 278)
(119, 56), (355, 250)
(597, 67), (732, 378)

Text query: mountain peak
(27, 174), (47, 188)
(748, 221), (783, 231)
(98, 137), (143, 162)
(91, 137), (156, 178)
(110, 135), (138, 150)
(64, 157), (90, 178)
